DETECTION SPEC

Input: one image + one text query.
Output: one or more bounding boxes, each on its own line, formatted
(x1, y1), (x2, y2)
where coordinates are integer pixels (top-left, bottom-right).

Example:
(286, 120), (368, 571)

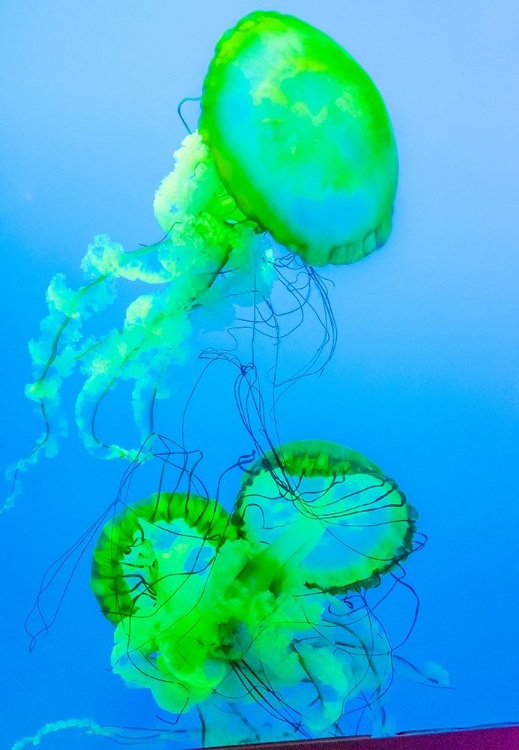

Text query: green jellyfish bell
(91, 492), (233, 624)
(200, 11), (399, 266)
(231, 440), (416, 594)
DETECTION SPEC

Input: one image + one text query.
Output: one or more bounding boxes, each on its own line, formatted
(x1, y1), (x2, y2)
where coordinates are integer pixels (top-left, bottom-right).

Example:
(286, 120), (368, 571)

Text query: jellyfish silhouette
(5, 9), (398, 509)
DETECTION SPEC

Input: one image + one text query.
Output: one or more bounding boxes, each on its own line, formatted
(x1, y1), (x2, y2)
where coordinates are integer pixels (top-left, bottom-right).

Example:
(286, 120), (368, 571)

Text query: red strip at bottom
(239, 726), (519, 750)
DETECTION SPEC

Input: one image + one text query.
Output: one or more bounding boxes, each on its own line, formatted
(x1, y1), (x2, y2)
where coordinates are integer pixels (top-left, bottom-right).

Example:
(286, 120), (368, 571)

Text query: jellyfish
(5, 9), (398, 509)
(231, 440), (417, 594)
(199, 11), (398, 266)
(88, 440), (422, 745)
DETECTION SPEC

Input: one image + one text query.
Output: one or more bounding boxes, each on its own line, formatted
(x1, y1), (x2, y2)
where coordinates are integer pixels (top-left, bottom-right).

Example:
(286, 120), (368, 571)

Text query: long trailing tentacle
(5, 131), (274, 508)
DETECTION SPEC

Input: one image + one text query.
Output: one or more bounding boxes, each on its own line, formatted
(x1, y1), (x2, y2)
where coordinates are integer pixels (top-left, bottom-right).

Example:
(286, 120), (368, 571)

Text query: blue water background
(1, 0), (518, 747)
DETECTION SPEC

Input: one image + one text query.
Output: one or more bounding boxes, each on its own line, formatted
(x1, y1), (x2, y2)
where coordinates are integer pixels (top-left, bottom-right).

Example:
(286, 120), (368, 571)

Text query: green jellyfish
(90, 490), (234, 624)
(200, 11), (398, 266)
(6, 9), (398, 509)
(232, 440), (417, 594)
(89, 441), (418, 743)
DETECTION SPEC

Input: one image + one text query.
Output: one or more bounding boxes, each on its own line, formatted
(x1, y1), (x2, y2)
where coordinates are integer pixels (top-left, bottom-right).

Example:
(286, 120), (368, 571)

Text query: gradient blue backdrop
(1, 1), (518, 747)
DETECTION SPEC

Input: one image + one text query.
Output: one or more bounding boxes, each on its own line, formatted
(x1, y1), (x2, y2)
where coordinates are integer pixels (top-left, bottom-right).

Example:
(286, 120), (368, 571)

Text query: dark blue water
(1, 2), (518, 748)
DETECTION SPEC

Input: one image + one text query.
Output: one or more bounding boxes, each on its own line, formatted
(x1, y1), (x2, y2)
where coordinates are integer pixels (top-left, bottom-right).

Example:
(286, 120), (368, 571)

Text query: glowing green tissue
(201, 11), (398, 266)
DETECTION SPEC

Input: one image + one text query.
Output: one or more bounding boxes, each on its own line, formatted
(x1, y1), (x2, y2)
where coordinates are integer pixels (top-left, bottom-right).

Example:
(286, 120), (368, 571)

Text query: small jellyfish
(231, 439), (417, 594)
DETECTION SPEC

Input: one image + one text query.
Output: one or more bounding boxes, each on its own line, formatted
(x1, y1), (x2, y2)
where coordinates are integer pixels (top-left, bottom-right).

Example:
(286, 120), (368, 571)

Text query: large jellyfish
(89, 440), (422, 745)
(5, 9), (398, 509)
